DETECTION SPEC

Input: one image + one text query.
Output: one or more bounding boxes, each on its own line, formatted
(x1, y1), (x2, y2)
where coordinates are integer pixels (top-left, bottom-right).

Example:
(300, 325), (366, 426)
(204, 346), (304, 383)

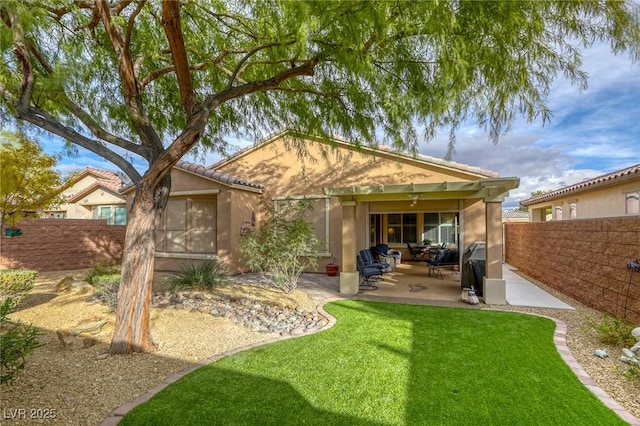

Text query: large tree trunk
(109, 175), (170, 355)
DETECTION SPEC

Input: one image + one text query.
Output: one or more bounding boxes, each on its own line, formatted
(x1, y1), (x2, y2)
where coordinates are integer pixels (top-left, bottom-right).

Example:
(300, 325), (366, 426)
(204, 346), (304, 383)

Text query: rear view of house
(145, 131), (519, 302)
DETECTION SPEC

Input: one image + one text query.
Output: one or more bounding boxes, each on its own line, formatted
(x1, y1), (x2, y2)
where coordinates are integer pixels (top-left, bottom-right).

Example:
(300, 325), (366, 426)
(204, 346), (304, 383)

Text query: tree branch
(139, 62), (207, 90)
(96, 0), (164, 158)
(227, 40), (296, 89)
(161, 0), (197, 118)
(16, 105), (142, 182)
(125, 0), (146, 49)
(146, 56), (320, 188)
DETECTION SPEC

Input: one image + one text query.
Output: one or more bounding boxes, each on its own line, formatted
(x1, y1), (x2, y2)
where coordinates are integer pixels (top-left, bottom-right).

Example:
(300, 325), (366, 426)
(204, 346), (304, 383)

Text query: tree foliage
(0, 0), (638, 354)
(0, 132), (66, 226)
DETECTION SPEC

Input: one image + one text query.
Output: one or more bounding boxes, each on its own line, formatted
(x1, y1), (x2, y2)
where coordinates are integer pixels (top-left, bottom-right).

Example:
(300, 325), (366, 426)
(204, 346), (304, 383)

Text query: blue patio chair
(426, 249), (459, 279)
(356, 254), (381, 289)
(359, 249), (390, 273)
(375, 243), (402, 268)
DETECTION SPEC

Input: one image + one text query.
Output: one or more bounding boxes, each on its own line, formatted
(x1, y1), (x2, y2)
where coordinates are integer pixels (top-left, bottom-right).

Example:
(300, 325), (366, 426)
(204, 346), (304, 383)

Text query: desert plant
(240, 199), (320, 293)
(86, 261), (121, 286)
(0, 269), (38, 312)
(590, 314), (635, 348)
(92, 274), (121, 312)
(0, 270), (43, 384)
(168, 259), (230, 292)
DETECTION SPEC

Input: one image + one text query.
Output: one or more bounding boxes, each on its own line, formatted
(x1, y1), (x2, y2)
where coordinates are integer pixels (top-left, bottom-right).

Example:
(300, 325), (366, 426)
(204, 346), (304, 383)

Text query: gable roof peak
(209, 129), (499, 178)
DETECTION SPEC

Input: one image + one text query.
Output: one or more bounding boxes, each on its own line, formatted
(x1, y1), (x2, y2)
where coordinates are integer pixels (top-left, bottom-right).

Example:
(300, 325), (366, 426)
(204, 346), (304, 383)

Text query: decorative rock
(593, 349), (609, 358)
(96, 353), (109, 360)
(632, 327), (640, 341)
(623, 348), (635, 358)
(149, 289), (327, 336)
(621, 356), (640, 366)
(70, 320), (107, 336)
(631, 343), (640, 353)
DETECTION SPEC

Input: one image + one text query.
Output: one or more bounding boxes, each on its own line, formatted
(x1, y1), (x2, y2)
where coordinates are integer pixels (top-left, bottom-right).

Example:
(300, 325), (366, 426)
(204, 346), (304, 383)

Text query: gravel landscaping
(2, 269), (640, 425)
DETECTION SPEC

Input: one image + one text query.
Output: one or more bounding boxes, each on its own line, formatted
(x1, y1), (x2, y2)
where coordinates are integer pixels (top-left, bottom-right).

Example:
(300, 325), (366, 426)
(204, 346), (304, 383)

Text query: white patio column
(484, 200), (506, 304)
(340, 200), (359, 295)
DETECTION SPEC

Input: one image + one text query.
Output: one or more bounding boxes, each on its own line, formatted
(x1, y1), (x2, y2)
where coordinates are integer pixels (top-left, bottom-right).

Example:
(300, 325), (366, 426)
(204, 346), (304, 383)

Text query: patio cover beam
(323, 178), (519, 202)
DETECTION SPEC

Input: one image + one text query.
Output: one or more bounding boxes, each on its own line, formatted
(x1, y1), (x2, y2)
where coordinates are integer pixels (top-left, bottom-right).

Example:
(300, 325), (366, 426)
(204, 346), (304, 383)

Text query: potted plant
(325, 257), (339, 276)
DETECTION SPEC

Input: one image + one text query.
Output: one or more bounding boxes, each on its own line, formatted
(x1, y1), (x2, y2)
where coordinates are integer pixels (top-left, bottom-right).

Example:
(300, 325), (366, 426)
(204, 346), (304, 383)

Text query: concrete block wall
(505, 217), (640, 322)
(0, 219), (126, 271)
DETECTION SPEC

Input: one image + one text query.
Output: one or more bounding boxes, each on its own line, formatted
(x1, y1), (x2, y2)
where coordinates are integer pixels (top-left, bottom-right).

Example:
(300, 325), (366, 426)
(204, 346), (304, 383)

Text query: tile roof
(520, 163), (640, 206)
(175, 160), (264, 191)
(66, 167), (126, 202)
(502, 209), (529, 219)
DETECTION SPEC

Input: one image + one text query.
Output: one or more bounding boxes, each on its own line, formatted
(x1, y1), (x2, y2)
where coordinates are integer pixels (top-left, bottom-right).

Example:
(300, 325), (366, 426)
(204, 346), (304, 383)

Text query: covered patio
(324, 178), (520, 304)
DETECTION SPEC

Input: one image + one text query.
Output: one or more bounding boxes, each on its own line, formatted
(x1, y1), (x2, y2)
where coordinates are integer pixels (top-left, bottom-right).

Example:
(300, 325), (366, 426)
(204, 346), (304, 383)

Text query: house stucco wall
(504, 217), (640, 322)
(57, 175), (126, 219)
(0, 219), (125, 271)
(526, 179), (640, 222)
(215, 136), (491, 269)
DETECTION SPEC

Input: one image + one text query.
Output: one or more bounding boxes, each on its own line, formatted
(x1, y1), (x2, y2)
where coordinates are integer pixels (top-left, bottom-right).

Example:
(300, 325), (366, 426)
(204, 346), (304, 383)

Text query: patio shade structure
(324, 177), (520, 304)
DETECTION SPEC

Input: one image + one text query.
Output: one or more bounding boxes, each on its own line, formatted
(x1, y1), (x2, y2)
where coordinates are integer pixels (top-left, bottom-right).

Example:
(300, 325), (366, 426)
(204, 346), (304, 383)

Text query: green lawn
(121, 300), (625, 425)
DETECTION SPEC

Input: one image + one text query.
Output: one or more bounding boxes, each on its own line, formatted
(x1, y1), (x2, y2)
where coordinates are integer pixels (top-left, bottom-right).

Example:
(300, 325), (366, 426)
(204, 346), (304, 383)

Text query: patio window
(92, 205), (126, 225)
(156, 197), (216, 254)
(387, 213), (417, 244)
(626, 192), (639, 215)
(422, 212), (458, 246)
(274, 196), (330, 254)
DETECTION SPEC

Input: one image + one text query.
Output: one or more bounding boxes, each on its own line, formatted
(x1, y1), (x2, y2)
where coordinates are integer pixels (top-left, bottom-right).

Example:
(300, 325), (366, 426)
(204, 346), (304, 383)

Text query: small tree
(241, 199), (320, 293)
(0, 132), (66, 227)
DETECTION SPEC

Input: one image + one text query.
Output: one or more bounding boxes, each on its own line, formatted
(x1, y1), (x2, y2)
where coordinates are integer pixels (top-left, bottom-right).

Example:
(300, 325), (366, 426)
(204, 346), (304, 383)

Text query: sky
(28, 42), (640, 210)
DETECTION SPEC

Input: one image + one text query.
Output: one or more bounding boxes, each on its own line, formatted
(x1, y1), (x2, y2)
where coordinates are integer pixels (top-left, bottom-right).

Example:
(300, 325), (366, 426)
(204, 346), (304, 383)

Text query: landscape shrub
(590, 314), (635, 348)
(86, 261), (121, 286)
(240, 199), (320, 293)
(0, 270), (43, 384)
(92, 274), (121, 312)
(168, 259), (230, 292)
(0, 270), (38, 311)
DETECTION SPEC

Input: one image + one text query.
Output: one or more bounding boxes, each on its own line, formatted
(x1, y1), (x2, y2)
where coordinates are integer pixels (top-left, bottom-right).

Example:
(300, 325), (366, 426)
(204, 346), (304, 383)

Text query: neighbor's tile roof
(175, 160), (265, 191)
(66, 167), (126, 202)
(520, 163), (640, 206)
(502, 209), (529, 220)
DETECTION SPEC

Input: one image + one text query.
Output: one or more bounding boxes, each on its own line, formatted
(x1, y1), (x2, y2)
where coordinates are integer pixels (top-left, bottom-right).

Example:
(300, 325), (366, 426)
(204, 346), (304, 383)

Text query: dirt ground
(0, 270), (314, 425)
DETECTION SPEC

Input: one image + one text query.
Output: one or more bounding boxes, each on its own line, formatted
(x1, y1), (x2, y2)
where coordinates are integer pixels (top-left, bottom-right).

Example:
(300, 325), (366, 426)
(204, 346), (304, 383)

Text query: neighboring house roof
(65, 167), (126, 203)
(67, 179), (125, 203)
(119, 160), (265, 194)
(208, 129), (499, 179)
(520, 163), (640, 206)
(502, 209), (529, 220)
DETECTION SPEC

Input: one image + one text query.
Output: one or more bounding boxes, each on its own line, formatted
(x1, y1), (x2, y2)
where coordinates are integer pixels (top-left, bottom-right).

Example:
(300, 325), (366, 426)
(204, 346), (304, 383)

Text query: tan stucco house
(142, 131), (519, 302)
(50, 167), (127, 224)
(520, 163), (640, 222)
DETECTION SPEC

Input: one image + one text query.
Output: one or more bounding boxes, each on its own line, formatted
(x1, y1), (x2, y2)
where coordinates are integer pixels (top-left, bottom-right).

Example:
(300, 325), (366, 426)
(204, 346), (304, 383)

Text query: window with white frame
(92, 205), (126, 225)
(274, 196), (330, 254)
(387, 213), (417, 244)
(626, 192), (640, 215)
(375, 212), (458, 246)
(423, 212), (458, 245)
